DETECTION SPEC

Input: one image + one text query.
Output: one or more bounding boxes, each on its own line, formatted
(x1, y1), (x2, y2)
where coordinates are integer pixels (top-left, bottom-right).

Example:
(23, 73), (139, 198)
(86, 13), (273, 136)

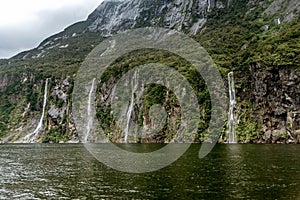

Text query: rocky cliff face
(251, 65), (300, 143)
(0, 0), (299, 143)
(0, 76), (77, 143)
(86, 0), (214, 35)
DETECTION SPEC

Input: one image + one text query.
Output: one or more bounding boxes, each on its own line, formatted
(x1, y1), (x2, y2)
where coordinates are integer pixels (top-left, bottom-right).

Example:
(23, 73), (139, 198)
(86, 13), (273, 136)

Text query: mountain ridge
(10, 0), (300, 61)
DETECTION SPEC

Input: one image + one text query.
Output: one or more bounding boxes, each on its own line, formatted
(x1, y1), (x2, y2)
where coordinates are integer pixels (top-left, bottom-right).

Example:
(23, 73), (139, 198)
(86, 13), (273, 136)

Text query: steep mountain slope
(0, 0), (299, 143)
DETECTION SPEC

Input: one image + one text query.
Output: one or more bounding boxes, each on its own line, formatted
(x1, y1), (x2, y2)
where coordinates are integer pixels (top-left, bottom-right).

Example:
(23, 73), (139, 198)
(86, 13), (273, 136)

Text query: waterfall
(228, 72), (236, 143)
(207, 0), (211, 12)
(33, 78), (49, 135)
(124, 70), (138, 142)
(24, 78), (49, 142)
(85, 78), (96, 142)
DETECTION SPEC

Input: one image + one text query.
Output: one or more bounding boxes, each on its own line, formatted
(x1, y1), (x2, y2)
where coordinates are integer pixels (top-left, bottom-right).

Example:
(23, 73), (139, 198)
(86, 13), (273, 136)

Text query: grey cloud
(0, 2), (101, 59)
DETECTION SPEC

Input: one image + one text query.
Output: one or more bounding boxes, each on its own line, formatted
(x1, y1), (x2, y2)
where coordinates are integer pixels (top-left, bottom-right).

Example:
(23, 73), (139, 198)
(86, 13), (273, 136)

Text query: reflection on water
(0, 144), (299, 199)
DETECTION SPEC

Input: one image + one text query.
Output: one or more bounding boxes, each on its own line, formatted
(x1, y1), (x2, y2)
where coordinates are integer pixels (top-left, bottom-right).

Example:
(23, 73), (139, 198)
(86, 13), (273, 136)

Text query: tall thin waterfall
(33, 78), (49, 135)
(85, 78), (96, 142)
(228, 72), (236, 143)
(124, 70), (138, 142)
(24, 78), (49, 142)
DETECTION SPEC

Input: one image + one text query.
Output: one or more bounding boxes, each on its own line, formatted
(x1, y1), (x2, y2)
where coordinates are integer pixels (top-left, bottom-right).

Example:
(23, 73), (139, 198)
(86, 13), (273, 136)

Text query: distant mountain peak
(87, 0), (215, 36)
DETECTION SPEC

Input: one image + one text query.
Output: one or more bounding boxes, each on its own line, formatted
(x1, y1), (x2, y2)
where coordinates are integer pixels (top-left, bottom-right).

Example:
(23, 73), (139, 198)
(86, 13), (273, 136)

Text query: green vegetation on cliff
(0, 0), (299, 143)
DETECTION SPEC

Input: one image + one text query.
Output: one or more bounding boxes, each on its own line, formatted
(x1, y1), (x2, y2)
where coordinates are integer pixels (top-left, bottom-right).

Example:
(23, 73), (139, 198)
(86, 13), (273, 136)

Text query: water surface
(0, 144), (299, 199)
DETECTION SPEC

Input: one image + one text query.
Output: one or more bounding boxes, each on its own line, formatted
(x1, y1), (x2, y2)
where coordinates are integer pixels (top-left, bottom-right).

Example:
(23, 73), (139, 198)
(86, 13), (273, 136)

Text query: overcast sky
(0, 0), (104, 59)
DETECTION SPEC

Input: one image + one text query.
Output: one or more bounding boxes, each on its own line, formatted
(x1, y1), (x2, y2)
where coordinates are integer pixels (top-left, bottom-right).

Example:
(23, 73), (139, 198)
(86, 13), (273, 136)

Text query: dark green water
(0, 144), (299, 199)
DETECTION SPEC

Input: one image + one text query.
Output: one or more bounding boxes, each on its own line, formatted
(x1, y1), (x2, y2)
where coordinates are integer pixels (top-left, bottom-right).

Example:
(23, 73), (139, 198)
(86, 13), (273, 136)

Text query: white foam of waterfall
(85, 78), (96, 142)
(228, 72), (236, 143)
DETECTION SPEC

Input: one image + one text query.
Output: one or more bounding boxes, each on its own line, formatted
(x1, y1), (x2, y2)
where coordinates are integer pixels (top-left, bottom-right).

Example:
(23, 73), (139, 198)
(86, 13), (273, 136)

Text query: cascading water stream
(85, 78), (96, 142)
(124, 70), (138, 142)
(25, 78), (49, 142)
(228, 72), (236, 143)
